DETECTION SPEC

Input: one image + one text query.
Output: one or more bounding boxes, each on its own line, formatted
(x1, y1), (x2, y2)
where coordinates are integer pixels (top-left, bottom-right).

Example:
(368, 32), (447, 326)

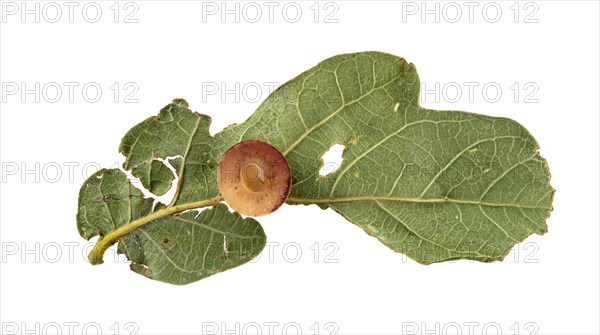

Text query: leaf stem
(88, 196), (223, 265)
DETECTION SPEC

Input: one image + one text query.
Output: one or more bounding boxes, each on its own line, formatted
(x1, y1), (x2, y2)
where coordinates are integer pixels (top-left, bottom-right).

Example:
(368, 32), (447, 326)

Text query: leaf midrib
(286, 196), (549, 210)
(169, 116), (203, 206)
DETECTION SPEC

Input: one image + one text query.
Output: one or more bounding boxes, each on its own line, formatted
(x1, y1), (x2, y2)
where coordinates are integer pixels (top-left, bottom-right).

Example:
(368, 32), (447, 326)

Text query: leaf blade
(77, 169), (265, 284)
(77, 51), (554, 286)
(123, 204), (266, 285)
(219, 51), (554, 263)
(77, 100), (266, 284)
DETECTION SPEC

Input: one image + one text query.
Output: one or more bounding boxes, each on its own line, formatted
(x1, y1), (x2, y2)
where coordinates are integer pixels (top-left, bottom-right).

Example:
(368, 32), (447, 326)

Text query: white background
(1, 1), (599, 334)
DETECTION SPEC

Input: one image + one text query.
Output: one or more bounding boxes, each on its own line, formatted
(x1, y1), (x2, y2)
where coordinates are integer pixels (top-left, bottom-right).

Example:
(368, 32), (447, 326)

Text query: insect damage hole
(155, 155), (182, 205)
(319, 144), (345, 176)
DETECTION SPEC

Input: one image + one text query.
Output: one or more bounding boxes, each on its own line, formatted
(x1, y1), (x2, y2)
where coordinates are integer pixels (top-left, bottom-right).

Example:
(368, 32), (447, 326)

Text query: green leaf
(121, 203), (267, 285)
(216, 51), (554, 264)
(77, 100), (266, 284)
(119, 98), (219, 202)
(77, 169), (153, 241)
(77, 51), (554, 285)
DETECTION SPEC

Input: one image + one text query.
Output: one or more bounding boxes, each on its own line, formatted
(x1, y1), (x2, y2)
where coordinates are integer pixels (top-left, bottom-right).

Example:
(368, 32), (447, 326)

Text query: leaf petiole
(88, 196), (223, 265)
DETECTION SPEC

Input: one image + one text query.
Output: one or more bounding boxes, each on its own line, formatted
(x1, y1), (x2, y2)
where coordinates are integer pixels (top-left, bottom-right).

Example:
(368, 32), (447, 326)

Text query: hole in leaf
(319, 144), (344, 176)
(121, 155), (182, 207)
(151, 155), (182, 205)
